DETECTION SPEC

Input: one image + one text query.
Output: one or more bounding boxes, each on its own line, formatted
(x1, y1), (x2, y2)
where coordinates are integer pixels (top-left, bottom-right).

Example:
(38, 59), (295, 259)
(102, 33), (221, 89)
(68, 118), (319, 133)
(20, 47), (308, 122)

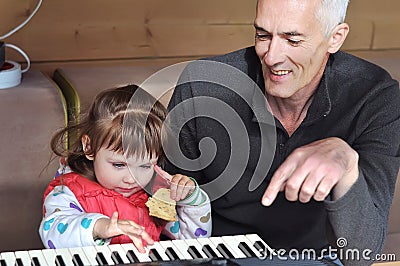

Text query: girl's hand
(154, 165), (196, 201)
(94, 212), (154, 253)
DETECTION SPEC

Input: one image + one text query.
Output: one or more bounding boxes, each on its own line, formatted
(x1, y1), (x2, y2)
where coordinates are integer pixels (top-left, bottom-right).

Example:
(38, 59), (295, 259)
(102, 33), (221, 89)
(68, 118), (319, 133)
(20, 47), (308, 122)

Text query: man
(165, 0), (400, 264)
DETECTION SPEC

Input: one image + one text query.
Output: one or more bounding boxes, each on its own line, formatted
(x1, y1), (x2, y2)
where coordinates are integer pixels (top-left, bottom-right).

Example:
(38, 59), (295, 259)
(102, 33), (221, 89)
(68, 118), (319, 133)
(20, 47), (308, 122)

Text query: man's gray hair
(315, 0), (350, 37)
(255, 0), (350, 37)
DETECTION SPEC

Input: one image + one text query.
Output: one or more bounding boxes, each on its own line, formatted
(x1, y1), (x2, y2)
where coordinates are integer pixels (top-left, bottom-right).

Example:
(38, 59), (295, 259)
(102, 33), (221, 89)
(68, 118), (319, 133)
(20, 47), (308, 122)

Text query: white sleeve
(162, 188), (212, 239)
(39, 185), (111, 248)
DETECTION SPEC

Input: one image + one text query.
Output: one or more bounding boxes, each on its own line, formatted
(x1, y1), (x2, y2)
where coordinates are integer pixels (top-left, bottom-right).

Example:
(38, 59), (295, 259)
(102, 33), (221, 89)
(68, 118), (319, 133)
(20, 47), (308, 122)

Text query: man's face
(254, 0), (331, 99)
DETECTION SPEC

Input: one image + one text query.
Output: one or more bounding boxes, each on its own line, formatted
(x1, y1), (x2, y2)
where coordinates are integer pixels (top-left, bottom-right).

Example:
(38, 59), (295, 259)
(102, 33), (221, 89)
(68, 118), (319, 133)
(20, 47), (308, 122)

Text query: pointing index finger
(262, 171), (288, 206)
(154, 165), (172, 181)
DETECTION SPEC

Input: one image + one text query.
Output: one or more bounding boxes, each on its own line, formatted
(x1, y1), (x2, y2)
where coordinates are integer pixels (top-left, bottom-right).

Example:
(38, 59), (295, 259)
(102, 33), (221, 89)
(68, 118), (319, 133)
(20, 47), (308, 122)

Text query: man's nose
(263, 38), (283, 67)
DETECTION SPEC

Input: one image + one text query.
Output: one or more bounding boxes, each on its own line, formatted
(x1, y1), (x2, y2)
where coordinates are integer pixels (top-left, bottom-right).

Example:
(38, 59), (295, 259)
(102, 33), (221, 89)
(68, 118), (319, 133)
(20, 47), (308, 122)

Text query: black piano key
(31, 257), (41, 266)
(202, 244), (218, 259)
(254, 240), (270, 257)
(125, 250), (139, 263)
(216, 243), (234, 259)
(72, 254), (84, 266)
(0, 260), (6, 266)
(15, 258), (24, 266)
(148, 249), (163, 262)
(238, 242), (257, 257)
(55, 255), (66, 266)
(187, 246), (203, 259)
(95, 252), (108, 265)
(111, 251), (124, 265)
(165, 247), (180, 261)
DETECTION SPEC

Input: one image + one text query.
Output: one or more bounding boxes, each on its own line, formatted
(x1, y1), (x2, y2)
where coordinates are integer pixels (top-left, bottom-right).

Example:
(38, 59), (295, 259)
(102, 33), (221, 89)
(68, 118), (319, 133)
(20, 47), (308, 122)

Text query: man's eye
(288, 39), (301, 46)
(255, 33), (270, 41)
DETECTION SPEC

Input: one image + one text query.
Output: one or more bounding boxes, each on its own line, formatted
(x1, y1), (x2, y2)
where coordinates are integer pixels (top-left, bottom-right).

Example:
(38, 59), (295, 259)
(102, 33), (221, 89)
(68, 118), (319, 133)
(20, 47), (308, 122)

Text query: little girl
(39, 85), (211, 252)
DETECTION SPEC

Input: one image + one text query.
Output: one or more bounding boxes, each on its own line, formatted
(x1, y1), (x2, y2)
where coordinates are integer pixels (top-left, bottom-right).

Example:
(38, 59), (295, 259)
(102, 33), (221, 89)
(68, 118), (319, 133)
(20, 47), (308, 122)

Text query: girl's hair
(51, 84), (167, 180)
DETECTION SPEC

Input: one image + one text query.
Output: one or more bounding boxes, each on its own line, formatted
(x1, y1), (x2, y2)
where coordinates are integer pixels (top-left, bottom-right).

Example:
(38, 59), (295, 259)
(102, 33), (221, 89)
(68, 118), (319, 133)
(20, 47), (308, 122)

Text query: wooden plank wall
(1, 0), (399, 74)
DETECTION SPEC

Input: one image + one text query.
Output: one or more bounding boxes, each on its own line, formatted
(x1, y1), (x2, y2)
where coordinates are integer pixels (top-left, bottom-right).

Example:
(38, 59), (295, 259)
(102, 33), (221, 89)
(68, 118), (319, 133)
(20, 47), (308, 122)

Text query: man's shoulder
(202, 46), (260, 72)
(180, 46), (261, 81)
(206, 46), (256, 61)
(331, 51), (394, 82)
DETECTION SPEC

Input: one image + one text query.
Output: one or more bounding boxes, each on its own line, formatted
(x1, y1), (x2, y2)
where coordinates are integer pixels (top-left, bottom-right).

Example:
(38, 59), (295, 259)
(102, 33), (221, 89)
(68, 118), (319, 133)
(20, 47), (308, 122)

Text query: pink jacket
(43, 173), (164, 244)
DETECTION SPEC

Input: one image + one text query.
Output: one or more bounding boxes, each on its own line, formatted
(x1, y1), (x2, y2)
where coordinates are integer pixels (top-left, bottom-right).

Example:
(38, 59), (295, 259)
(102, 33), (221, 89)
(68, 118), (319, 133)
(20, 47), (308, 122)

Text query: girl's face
(90, 147), (158, 197)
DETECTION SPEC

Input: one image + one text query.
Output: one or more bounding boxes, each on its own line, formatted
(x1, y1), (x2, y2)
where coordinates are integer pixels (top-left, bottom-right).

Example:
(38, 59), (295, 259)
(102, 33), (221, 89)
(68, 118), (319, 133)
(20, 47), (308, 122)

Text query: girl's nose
(123, 171), (136, 184)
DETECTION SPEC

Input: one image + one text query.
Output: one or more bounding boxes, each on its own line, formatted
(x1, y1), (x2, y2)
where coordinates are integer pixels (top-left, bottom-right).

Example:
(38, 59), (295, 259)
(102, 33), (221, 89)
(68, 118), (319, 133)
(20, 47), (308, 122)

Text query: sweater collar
(302, 55), (333, 126)
(250, 66), (275, 125)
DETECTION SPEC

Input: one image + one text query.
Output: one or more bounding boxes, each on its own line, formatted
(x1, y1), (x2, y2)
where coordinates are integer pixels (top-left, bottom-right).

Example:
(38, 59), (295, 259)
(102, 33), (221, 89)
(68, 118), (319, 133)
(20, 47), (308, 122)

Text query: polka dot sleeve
(162, 188), (212, 240)
(39, 185), (110, 248)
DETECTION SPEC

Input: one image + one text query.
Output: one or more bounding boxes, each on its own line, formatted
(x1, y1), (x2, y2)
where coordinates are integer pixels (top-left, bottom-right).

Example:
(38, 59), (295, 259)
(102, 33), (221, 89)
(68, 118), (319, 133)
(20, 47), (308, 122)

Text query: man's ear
(328, 22), (350, 54)
(81, 134), (94, 161)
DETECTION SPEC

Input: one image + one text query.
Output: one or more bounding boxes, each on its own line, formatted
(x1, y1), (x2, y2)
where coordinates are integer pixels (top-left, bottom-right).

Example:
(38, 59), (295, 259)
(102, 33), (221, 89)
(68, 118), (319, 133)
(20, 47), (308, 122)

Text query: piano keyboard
(0, 234), (276, 266)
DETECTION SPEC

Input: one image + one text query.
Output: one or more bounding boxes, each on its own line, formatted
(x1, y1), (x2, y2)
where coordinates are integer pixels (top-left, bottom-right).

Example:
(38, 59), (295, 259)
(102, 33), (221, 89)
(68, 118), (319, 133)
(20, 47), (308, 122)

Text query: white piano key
(158, 240), (186, 260)
(120, 243), (151, 263)
(42, 249), (58, 266)
(245, 233), (276, 256)
(0, 234), (272, 266)
(107, 244), (130, 264)
(148, 242), (170, 261)
(170, 239), (193, 260)
(184, 238), (208, 259)
(209, 236), (239, 259)
(221, 235), (247, 258)
(14, 251), (32, 266)
(196, 237), (224, 258)
(28, 250), (49, 266)
(94, 245), (115, 265)
(0, 252), (16, 266)
(68, 247), (91, 266)
(80, 246), (100, 265)
(232, 234), (263, 257)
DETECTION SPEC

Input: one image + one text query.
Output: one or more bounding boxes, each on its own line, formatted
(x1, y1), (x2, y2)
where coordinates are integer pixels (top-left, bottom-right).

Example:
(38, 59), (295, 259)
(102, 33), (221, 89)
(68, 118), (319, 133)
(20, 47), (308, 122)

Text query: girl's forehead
(114, 152), (158, 164)
(126, 155), (158, 165)
(104, 148), (157, 164)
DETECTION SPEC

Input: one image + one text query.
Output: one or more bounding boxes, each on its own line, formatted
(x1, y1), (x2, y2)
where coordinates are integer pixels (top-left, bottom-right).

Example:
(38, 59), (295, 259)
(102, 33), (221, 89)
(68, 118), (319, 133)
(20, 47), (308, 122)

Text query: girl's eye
(140, 165), (152, 169)
(113, 163), (126, 168)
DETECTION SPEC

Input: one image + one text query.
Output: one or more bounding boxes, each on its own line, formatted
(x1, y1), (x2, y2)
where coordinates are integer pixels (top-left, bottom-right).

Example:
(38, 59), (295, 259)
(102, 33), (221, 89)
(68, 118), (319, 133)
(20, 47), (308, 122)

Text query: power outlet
(0, 61), (22, 89)
(0, 42), (4, 68)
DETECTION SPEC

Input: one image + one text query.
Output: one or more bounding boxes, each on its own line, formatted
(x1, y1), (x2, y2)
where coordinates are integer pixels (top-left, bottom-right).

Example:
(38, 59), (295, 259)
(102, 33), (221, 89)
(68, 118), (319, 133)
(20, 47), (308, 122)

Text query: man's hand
(94, 212), (154, 253)
(262, 137), (359, 206)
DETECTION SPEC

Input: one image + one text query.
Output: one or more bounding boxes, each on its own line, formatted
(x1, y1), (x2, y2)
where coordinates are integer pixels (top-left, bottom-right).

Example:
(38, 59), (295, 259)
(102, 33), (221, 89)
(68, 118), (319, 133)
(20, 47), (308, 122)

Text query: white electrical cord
(0, 0), (43, 40)
(0, 0), (43, 73)
(5, 44), (30, 73)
